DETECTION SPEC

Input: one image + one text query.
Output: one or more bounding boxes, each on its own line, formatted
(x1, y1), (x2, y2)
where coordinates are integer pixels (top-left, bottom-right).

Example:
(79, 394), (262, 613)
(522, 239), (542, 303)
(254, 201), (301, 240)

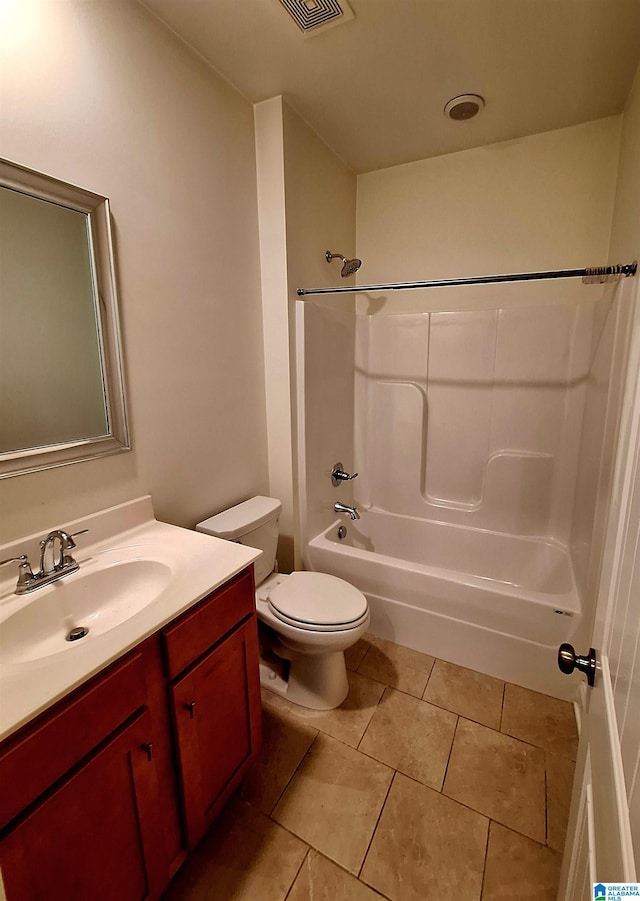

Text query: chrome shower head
(326, 250), (362, 278)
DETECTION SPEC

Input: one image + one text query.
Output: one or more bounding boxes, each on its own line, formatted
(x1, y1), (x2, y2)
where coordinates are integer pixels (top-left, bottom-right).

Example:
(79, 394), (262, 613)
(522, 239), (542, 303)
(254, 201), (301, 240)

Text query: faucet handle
(60, 529), (89, 566)
(331, 462), (359, 486)
(0, 555), (29, 567)
(0, 555), (36, 590)
(63, 529), (89, 550)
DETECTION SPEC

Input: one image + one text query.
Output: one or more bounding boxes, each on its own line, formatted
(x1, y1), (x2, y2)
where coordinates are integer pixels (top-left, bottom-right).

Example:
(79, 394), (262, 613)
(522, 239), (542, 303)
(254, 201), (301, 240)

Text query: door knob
(557, 643), (597, 687)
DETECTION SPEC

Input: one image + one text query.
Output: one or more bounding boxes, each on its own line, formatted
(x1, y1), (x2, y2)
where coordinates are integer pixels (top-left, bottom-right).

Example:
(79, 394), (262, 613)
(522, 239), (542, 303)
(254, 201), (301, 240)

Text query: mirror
(0, 159), (129, 478)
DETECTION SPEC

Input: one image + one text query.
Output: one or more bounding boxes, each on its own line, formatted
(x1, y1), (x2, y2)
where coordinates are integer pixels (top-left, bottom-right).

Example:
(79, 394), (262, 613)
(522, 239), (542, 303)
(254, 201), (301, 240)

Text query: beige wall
(357, 117), (621, 304)
(0, 0), (267, 544)
(254, 98), (295, 567)
(610, 64), (640, 263)
(254, 97), (356, 568)
(282, 104), (357, 556)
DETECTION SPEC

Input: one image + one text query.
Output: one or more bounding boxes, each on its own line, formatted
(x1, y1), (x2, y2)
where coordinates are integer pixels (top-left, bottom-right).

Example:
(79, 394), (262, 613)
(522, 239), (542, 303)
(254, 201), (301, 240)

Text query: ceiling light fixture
(444, 94), (485, 121)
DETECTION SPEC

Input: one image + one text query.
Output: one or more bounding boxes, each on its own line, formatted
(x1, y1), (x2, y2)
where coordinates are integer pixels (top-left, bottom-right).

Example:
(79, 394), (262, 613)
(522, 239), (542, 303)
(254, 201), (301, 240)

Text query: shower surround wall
(302, 288), (600, 698)
(354, 290), (595, 542)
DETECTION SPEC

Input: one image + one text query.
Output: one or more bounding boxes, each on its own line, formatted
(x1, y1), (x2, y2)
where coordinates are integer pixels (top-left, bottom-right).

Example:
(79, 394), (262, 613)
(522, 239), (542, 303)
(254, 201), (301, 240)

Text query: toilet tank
(196, 496), (282, 587)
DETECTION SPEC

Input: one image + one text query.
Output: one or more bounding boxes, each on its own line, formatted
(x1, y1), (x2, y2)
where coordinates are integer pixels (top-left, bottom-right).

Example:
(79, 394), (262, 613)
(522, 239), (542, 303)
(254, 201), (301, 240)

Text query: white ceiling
(141, 0), (640, 173)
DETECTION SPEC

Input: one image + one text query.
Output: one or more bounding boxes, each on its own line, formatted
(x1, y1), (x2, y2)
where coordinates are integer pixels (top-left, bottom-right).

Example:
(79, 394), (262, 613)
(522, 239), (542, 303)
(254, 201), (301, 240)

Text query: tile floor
(166, 634), (578, 901)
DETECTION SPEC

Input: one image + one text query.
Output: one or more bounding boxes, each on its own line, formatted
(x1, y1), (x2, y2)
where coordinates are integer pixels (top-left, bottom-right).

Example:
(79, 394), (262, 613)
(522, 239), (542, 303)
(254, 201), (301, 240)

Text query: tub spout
(334, 502), (360, 521)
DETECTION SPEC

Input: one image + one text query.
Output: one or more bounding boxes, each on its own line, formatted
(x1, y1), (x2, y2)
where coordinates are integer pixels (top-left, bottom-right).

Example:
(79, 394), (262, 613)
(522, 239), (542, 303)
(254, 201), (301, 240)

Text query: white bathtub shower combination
(307, 511), (581, 697)
(297, 288), (605, 700)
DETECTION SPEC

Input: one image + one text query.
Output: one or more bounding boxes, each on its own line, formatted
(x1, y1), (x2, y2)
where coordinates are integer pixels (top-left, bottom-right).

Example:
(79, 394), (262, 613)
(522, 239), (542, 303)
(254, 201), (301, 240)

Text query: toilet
(196, 496), (369, 710)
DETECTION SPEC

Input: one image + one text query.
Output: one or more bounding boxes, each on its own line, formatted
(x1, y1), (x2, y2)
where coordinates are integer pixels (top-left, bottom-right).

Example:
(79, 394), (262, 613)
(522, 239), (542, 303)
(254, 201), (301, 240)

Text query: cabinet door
(170, 617), (261, 847)
(0, 709), (168, 901)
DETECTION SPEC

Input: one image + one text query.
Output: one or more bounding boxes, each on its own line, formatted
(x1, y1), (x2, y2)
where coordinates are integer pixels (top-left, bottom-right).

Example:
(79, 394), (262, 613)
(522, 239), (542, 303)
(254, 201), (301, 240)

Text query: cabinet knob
(184, 701), (196, 719)
(141, 742), (153, 761)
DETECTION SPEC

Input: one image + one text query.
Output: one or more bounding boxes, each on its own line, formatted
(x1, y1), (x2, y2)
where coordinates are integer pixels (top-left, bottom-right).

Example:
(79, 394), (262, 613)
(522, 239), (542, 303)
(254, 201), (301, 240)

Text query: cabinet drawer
(0, 651), (147, 830)
(162, 567), (255, 680)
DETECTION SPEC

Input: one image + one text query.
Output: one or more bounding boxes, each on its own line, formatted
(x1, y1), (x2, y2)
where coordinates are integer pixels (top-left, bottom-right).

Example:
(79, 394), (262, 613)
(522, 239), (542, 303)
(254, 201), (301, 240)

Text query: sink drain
(66, 626), (89, 642)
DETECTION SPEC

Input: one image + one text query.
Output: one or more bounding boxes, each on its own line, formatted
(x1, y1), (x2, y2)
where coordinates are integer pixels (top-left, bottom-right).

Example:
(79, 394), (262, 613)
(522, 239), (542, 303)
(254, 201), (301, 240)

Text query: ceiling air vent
(277, 0), (355, 37)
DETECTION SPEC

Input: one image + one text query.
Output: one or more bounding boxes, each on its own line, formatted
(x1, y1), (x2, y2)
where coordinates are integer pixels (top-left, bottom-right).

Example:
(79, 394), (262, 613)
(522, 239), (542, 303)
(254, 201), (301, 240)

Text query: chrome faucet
(0, 528), (88, 595)
(334, 502), (360, 521)
(39, 529), (81, 575)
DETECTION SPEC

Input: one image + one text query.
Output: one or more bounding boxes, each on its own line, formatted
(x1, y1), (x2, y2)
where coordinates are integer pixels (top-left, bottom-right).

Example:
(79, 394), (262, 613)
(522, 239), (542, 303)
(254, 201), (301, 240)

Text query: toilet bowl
(255, 571), (369, 708)
(196, 496), (369, 710)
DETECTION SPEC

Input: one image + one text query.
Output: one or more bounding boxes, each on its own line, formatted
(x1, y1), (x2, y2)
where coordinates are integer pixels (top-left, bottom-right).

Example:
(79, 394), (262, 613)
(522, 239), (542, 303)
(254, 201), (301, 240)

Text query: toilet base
(258, 648), (349, 710)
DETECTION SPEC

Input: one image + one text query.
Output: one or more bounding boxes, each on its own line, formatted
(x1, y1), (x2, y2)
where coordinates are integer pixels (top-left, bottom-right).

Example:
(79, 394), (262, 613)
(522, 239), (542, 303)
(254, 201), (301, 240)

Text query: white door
(559, 286), (640, 897)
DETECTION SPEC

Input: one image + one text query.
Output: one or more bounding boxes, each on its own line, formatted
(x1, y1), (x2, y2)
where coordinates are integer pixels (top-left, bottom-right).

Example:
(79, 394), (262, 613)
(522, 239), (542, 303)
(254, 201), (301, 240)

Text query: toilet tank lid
(196, 496), (282, 540)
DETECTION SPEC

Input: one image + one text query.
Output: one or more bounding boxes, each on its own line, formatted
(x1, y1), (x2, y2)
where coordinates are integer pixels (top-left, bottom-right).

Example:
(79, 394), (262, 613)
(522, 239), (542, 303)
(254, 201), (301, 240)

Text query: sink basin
(0, 496), (263, 743)
(0, 559), (172, 664)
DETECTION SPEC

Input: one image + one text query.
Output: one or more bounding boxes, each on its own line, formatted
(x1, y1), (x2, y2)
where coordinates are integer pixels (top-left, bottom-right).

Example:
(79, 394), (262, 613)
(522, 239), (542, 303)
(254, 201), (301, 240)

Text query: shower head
(326, 250), (362, 278)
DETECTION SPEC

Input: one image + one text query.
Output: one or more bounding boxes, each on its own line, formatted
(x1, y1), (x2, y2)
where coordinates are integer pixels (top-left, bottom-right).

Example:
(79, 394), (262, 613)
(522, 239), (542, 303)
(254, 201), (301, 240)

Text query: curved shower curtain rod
(296, 260), (638, 297)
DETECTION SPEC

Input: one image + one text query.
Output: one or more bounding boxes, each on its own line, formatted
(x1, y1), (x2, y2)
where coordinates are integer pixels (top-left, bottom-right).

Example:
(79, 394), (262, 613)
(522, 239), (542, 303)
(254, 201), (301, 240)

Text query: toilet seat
(266, 571), (368, 633)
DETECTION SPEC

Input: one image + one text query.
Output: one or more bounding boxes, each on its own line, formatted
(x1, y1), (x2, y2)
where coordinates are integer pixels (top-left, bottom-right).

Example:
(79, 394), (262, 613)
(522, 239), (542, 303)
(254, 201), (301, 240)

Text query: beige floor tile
(262, 686), (328, 727)
(261, 685), (295, 716)
(357, 636), (435, 697)
(546, 751), (576, 852)
(288, 850), (385, 901)
(359, 687), (457, 789)
(361, 773), (488, 901)
(423, 659), (504, 729)
(240, 705), (317, 814)
(164, 796), (307, 901)
(501, 683), (578, 760)
(345, 635), (374, 672)
(443, 718), (546, 842)
(272, 733), (393, 874)
(274, 671), (385, 748)
(482, 822), (562, 901)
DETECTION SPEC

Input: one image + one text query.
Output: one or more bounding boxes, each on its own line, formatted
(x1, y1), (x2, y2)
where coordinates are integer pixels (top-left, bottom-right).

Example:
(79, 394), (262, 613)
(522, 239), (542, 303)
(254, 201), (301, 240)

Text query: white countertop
(0, 497), (261, 742)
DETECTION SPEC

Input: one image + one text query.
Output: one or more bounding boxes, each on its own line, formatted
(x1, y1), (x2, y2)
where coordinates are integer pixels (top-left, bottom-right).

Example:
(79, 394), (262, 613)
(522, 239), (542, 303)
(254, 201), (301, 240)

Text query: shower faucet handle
(331, 462), (358, 486)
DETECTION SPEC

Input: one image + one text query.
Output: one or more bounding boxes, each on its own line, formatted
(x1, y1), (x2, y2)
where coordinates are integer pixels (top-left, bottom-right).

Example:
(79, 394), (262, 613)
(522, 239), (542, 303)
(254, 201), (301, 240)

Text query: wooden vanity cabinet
(163, 567), (262, 849)
(0, 565), (261, 898)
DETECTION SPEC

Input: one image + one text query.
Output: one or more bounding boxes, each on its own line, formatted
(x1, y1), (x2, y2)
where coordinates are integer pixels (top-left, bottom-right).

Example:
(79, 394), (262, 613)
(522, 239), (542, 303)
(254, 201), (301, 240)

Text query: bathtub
(306, 510), (582, 699)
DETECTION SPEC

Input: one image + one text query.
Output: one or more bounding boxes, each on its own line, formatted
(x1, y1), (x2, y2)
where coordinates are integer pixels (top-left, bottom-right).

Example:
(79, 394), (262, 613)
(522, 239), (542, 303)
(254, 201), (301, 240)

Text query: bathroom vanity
(0, 498), (262, 900)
